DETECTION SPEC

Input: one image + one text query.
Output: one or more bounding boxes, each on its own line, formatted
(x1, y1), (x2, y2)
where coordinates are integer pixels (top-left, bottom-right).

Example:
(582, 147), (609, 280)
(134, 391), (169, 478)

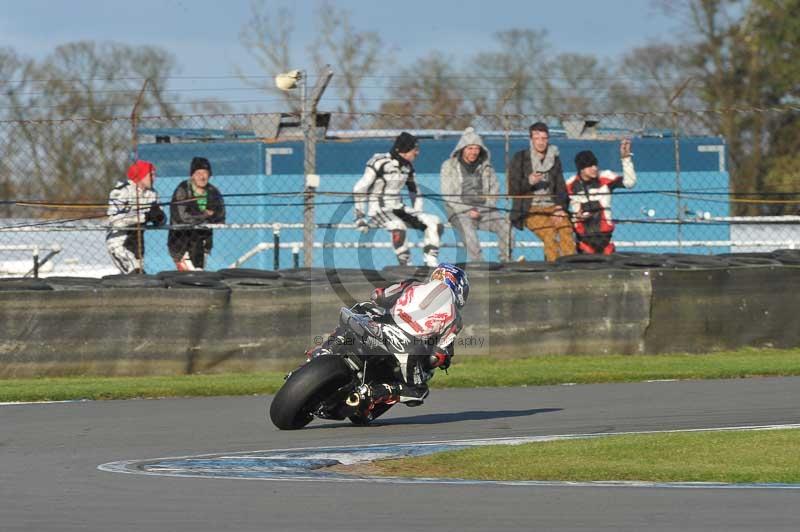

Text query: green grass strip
(442, 347), (800, 388)
(0, 372), (287, 402)
(2, 347), (800, 402)
(372, 428), (800, 484)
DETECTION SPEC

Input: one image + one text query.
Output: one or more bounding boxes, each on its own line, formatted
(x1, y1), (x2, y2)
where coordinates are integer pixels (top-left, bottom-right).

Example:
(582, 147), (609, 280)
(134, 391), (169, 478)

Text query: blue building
(138, 127), (728, 271)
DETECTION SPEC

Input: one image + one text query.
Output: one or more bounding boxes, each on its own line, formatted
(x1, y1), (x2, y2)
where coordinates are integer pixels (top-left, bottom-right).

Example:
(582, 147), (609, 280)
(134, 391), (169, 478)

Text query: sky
(1, 0), (678, 112)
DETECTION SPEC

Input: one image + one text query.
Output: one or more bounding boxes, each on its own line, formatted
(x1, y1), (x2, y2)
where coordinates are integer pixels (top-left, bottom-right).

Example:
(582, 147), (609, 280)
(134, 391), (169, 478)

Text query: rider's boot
(367, 383), (398, 404)
(369, 382), (429, 407)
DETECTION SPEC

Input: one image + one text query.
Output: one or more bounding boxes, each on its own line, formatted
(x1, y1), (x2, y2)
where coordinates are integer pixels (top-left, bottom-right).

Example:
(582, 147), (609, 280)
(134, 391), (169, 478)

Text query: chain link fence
(1, 109), (798, 277)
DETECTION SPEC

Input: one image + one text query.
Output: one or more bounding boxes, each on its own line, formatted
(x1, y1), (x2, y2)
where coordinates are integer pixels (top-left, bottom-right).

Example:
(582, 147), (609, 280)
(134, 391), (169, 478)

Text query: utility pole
(278, 66), (333, 268)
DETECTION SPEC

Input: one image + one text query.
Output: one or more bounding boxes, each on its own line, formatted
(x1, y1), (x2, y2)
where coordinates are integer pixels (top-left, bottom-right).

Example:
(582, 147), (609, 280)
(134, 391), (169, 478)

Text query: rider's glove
(355, 217), (369, 234)
(354, 209), (369, 233)
(428, 349), (452, 371)
(145, 204), (166, 226)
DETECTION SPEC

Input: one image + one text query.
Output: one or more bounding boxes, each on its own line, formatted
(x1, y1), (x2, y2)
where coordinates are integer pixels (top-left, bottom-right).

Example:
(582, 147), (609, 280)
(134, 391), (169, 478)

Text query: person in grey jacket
(440, 127), (511, 262)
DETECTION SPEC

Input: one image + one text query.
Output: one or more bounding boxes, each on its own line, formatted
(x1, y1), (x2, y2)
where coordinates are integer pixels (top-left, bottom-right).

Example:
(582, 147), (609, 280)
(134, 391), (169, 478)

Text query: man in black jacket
(508, 122), (575, 261)
(168, 157), (226, 270)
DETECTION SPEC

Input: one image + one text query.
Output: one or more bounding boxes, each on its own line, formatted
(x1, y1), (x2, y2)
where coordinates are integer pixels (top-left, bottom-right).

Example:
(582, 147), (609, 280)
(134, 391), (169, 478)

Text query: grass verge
(370, 428), (800, 484)
(442, 347), (800, 387)
(2, 347), (800, 402)
(0, 372), (287, 402)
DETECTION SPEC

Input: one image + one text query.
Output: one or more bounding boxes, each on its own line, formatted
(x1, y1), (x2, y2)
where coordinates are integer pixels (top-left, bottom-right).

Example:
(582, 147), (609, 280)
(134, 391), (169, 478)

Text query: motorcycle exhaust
(345, 392), (362, 407)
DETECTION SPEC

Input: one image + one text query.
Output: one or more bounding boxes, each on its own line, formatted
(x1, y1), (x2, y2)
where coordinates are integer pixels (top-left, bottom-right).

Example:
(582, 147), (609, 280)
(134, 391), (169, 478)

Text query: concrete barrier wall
(1, 265), (798, 377)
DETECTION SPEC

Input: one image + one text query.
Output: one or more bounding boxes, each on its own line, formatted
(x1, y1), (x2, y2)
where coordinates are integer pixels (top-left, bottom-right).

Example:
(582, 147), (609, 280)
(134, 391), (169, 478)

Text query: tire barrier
(1, 251), (799, 377)
(500, 261), (557, 273)
(0, 278), (53, 291)
(156, 270), (225, 281)
(101, 274), (166, 289)
(40, 276), (104, 291)
(163, 273), (230, 290)
(222, 277), (285, 290)
(217, 268), (282, 279)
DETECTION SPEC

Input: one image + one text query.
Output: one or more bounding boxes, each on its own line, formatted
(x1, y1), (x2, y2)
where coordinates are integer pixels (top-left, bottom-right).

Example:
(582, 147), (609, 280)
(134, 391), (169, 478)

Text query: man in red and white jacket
(566, 139), (637, 254)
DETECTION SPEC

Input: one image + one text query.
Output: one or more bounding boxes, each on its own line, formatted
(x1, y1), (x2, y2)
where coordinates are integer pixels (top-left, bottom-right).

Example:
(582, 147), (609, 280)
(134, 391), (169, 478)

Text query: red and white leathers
(566, 156), (637, 254)
(371, 278), (461, 403)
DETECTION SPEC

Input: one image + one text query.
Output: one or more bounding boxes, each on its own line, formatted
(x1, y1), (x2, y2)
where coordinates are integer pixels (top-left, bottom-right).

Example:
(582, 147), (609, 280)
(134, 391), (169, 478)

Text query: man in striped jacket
(106, 160), (166, 274)
(353, 132), (443, 267)
(566, 139), (637, 254)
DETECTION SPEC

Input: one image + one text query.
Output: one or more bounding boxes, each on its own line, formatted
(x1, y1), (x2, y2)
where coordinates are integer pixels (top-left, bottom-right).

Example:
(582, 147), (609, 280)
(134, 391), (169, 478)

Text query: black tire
(44, 276), (104, 290)
(223, 277), (284, 289)
(724, 257), (784, 267)
(610, 253), (668, 269)
(269, 356), (353, 430)
(381, 265), (432, 281)
(555, 253), (615, 265)
(164, 273), (229, 289)
(348, 402), (394, 426)
(501, 260), (556, 273)
(454, 261), (505, 272)
(218, 268), (282, 280)
(101, 274), (166, 288)
(0, 278), (53, 291)
(156, 270), (224, 281)
(323, 268), (387, 283)
(663, 254), (730, 269)
(279, 267), (332, 283)
(770, 249), (800, 265)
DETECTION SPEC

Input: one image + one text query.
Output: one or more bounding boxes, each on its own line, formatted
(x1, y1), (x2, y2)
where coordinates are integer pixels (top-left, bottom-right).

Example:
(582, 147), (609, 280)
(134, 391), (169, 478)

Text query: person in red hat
(106, 160), (166, 274)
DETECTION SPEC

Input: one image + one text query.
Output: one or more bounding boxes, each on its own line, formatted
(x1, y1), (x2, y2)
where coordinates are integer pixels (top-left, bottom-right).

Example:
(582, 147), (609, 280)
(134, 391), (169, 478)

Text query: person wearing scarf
(508, 122), (575, 261)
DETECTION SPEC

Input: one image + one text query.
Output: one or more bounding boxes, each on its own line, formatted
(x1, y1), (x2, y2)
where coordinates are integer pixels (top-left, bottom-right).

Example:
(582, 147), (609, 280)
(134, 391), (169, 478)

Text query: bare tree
(310, 1), (385, 128)
(469, 29), (550, 128)
(614, 44), (698, 112)
(2, 42), (180, 211)
(671, 0), (800, 214)
(374, 52), (471, 130)
(0, 47), (31, 215)
(238, 1), (298, 112)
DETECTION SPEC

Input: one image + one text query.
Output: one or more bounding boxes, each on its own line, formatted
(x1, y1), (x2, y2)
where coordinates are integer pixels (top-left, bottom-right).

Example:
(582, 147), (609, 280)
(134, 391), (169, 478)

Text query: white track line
(98, 423), (800, 489)
(0, 400), (86, 406)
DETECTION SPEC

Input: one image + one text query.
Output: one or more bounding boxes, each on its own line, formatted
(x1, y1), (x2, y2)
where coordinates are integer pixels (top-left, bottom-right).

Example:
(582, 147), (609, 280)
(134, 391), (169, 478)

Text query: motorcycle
(269, 305), (438, 430)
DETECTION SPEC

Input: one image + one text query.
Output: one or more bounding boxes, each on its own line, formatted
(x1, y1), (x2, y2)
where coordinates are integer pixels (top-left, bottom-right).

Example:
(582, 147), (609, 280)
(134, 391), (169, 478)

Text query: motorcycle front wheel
(269, 355), (352, 430)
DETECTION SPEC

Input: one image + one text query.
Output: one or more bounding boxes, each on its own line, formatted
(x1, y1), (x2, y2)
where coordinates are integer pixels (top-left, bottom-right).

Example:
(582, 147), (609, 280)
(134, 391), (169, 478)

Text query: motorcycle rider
(309, 263), (469, 407)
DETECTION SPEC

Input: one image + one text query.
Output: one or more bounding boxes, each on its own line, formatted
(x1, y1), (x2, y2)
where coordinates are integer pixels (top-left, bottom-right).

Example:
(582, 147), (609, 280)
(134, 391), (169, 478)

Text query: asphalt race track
(2, 377), (799, 532)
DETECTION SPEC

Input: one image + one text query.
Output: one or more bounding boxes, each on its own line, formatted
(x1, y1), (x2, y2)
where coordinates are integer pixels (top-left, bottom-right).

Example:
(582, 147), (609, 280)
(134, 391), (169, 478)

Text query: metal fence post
(301, 66), (334, 268)
(32, 246), (39, 279)
(273, 225), (280, 270)
(669, 78), (693, 252)
(302, 75), (315, 268)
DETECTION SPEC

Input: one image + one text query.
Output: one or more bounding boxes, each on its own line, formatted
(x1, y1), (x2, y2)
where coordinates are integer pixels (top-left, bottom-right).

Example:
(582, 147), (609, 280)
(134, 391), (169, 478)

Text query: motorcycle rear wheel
(269, 356), (352, 430)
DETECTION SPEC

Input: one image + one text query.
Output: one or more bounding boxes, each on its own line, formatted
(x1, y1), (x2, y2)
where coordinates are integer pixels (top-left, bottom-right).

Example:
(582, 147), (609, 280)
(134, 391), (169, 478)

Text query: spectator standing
(106, 160), (166, 274)
(440, 127), (511, 262)
(353, 132), (443, 267)
(508, 122), (575, 261)
(566, 139), (637, 254)
(168, 157), (226, 270)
